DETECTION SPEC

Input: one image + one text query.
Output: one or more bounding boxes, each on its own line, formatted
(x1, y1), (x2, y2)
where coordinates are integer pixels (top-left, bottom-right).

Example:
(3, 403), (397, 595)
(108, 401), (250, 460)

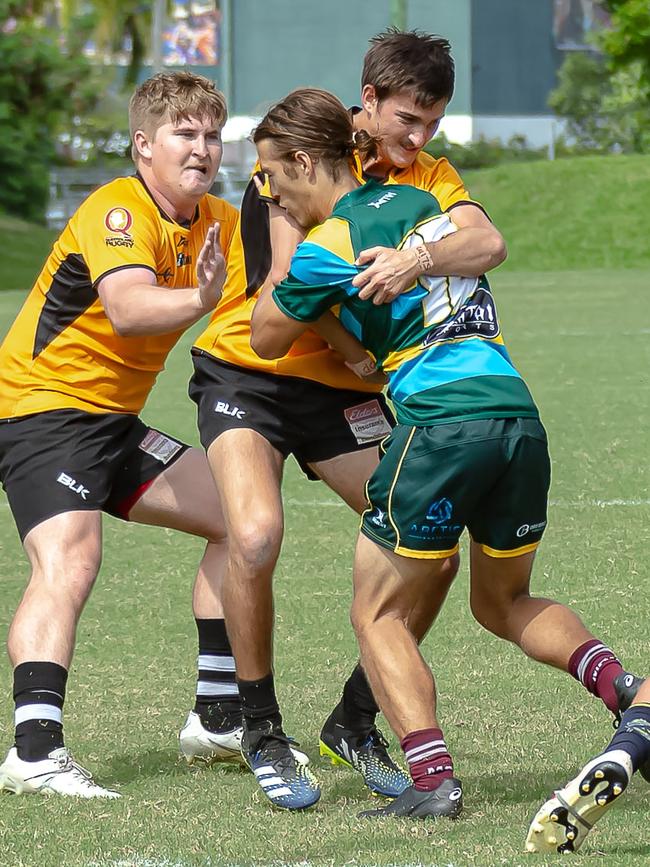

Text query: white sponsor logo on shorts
(516, 520), (547, 538)
(138, 429), (183, 465)
(214, 400), (246, 420)
(344, 399), (392, 445)
(57, 472), (89, 500)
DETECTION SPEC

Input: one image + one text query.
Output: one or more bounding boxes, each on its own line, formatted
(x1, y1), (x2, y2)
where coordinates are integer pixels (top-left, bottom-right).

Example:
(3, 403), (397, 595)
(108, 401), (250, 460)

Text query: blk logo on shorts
(214, 400), (246, 419)
(57, 471), (89, 500)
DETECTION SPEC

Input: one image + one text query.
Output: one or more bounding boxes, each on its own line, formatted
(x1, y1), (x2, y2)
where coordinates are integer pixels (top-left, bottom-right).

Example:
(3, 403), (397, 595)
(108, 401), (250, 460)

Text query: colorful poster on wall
(163, 0), (220, 66)
(553, 0), (611, 49)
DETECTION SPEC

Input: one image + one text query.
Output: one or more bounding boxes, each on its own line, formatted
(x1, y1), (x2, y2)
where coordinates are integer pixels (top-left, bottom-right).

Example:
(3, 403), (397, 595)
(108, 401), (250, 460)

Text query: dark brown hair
(362, 28), (455, 106)
(129, 71), (227, 161)
(253, 88), (378, 180)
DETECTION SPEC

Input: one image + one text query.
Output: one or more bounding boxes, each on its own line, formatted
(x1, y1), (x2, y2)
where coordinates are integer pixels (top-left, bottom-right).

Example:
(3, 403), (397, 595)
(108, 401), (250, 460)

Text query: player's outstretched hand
(196, 223), (227, 312)
(352, 246), (421, 304)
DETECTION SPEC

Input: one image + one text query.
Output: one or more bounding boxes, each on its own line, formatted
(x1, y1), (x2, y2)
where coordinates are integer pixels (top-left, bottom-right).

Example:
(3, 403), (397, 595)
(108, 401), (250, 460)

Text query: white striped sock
(15, 703), (62, 726)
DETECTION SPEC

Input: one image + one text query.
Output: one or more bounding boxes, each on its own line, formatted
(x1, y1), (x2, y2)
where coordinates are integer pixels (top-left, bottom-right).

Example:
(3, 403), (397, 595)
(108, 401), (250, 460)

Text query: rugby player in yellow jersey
(250, 86), (644, 821)
(185, 30), (510, 810)
(0, 71), (238, 798)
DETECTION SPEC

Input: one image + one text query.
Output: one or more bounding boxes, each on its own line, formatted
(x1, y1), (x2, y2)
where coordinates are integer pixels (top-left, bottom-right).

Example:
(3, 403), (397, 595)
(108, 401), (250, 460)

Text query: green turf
(0, 266), (647, 866)
(465, 154), (650, 271)
(0, 214), (57, 293)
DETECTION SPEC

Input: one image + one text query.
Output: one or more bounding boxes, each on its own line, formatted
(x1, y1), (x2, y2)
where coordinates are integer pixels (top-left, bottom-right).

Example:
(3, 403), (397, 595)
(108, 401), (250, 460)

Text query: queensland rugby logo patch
(104, 207), (134, 247)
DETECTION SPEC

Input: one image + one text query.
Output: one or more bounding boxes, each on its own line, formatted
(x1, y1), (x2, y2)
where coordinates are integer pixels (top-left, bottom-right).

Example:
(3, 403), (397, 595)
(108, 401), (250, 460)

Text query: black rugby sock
(339, 662), (380, 731)
(238, 672), (282, 732)
(14, 661), (68, 761)
(606, 703), (650, 772)
(193, 618), (240, 727)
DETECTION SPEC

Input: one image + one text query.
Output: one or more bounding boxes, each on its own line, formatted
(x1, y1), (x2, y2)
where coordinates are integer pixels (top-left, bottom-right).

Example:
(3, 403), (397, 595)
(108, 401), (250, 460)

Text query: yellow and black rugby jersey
(194, 152), (478, 391)
(0, 176), (237, 418)
(381, 150), (483, 215)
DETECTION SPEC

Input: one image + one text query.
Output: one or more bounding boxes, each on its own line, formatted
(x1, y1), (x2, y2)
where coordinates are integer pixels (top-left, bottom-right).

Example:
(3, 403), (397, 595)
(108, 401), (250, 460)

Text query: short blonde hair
(129, 71), (227, 162)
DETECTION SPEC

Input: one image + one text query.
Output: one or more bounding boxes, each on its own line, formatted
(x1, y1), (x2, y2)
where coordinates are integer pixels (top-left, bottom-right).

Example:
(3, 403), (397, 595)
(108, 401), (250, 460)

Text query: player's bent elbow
(489, 233), (507, 269)
(250, 331), (282, 360)
(269, 266), (290, 287)
(99, 291), (137, 337)
(102, 305), (128, 337)
(107, 312), (137, 337)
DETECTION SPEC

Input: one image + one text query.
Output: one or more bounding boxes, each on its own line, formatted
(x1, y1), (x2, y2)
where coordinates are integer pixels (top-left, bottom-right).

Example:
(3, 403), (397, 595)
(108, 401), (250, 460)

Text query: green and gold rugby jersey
(272, 180), (538, 427)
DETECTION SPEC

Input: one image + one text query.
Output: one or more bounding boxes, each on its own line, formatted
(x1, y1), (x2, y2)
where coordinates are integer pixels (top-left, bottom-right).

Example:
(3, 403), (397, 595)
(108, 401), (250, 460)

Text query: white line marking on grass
(89, 860), (193, 867)
(89, 862), (461, 867)
(556, 329), (650, 337)
(286, 498), (650, 509)
(551, 498), (650, 507)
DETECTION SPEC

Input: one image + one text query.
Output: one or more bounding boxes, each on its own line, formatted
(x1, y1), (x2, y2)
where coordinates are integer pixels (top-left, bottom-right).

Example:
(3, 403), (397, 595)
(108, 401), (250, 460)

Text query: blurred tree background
(2, 0), (649, 223)
(549, 0), (650, 153)
(0, 0), (143, 221)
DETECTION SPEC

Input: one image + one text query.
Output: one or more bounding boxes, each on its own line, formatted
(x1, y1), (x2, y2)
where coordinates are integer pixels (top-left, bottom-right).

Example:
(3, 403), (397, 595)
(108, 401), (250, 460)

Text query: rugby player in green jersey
(249, 88), (646, 821)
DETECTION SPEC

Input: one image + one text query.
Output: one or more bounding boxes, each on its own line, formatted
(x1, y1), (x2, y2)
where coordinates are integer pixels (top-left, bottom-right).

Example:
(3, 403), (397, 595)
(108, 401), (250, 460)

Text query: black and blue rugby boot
(319, 708), (410, 798)
(242, 720), (320, 811)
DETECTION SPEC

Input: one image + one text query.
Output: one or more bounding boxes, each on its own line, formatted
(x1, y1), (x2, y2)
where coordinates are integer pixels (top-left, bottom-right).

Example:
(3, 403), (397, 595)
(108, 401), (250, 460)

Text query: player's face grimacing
(361, 86), (447, 171)
(147, 115), (223, 203)
(256, 139), (323, 230)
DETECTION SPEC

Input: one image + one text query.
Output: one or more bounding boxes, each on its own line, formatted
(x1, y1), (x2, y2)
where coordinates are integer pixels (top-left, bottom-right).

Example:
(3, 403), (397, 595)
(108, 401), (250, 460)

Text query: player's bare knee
(229, 522), (283, 576)
(350, 594), (380, 638)
(470, 589), (520, 639)
(351, 598), (403, 641)
(470, 584), (499, 621)
(28, 558), (100, 608)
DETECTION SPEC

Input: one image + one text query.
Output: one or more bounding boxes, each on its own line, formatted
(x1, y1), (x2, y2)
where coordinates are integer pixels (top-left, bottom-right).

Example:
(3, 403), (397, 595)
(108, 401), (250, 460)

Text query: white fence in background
(47, 135), (257, 230)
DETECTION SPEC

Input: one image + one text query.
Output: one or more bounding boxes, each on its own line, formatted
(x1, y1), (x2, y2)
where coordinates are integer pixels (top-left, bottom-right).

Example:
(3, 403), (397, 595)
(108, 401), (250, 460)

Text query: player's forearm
(267, 204), (305, 286)
(250, 286), (295, 359)
(424, 227), (506, 277)
(103, 283), (208, 337)
(312, 312), (387, 384)
(312, 312), (368, 364)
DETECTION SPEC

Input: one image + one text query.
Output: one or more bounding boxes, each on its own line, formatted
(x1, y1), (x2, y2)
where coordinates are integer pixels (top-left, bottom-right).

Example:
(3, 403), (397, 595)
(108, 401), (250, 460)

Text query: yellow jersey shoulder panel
(0, 177), (236, 418)
(304, 217), (355, 264)
(388, 152), (481, 212)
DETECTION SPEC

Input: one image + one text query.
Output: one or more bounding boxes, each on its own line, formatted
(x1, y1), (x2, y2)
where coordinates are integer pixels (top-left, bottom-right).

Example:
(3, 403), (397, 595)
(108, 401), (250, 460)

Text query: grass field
(0, 261), (648, 866)
(465, 154), (650, 271)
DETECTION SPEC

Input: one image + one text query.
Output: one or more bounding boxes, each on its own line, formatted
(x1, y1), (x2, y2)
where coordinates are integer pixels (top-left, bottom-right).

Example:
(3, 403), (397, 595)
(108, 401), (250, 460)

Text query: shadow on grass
(462, 767), (650, 813)
(105, 749), (249, 784)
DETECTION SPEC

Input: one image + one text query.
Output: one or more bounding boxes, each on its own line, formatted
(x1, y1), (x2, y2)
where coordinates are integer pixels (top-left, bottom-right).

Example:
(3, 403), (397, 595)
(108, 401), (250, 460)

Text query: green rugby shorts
(360, 416), (550, 559)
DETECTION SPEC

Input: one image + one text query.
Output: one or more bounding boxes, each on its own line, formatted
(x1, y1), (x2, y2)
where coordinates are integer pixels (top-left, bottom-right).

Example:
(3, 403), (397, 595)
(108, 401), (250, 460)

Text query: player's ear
(361, 84), (378, 114)
(294, 150), (314, 176)
(133, 129), (153, 161)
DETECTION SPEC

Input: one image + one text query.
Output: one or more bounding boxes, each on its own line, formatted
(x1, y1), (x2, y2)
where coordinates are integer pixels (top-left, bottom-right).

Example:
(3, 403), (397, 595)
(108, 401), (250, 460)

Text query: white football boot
(179, 710), (310, 767)
(526, 749), (632, 854)
(179, 710), (245, 765)
(0, 746), (120, 798)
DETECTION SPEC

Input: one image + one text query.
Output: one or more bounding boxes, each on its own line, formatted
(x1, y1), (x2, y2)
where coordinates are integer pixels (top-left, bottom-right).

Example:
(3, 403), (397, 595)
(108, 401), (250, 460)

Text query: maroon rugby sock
(401, 727), (453, 791)
(568, 639), (624, 714)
